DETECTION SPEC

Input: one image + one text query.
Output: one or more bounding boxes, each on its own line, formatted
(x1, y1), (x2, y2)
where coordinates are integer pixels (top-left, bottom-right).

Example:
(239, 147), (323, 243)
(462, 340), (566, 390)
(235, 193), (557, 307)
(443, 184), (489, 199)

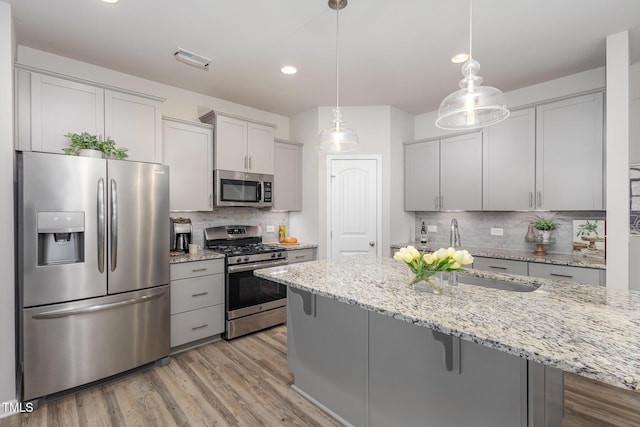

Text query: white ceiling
(6, 0), (640, 116)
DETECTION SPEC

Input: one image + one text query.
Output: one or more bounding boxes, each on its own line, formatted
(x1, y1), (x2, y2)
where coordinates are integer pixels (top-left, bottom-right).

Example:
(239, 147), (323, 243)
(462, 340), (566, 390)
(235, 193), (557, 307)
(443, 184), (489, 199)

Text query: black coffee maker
(170, 217), (192, 252)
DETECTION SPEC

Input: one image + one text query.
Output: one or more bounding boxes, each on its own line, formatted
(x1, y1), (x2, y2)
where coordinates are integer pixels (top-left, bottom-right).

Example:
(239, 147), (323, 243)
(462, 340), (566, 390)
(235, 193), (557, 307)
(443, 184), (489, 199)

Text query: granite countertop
(169, 249), (225, 264)
(265, 242), (318, 250)
(255, 255), (640, 392)
(391, 242), (605, 270)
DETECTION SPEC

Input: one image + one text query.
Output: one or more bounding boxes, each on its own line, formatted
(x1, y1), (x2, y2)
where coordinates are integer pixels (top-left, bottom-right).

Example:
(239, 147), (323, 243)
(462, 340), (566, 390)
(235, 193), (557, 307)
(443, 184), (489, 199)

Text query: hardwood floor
(563, 373), (640, 427)
(0, 326), (341, 427)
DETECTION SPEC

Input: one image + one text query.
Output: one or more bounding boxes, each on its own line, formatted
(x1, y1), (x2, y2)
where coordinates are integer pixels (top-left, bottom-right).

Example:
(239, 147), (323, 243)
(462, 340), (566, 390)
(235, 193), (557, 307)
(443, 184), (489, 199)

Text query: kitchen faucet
(450, 218), (461, 248)
(450, 219), (461, 286)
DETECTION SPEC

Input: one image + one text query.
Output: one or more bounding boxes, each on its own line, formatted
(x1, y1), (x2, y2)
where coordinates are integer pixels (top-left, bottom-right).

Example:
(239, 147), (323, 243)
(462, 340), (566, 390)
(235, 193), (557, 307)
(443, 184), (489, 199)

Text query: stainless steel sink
(458, 274), (541, 292)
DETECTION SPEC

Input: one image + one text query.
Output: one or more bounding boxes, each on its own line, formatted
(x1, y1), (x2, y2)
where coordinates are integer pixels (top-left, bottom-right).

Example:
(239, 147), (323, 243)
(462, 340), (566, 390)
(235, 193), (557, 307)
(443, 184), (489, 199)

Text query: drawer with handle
(472, 257), (528, 276)
(170, 304), (224, 348)
(528, 263), (602, 286)
(170, 258), (224, 280)
(288, 248), (317, 264)
(171, 274), (224, 315)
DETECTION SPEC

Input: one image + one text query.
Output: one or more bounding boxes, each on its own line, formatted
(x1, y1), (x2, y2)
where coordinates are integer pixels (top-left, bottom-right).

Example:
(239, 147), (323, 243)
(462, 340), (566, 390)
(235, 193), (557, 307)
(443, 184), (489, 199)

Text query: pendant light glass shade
(435, 58), (509, 130)
(318, 107), (359, 153)
(435, 0), (509, 130)
(317, 0), (358, 153)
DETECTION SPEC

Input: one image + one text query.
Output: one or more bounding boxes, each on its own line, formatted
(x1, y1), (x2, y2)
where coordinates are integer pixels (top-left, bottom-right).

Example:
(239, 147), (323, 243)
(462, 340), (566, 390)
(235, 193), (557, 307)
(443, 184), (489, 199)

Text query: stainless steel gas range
(205, 225), (288, 339)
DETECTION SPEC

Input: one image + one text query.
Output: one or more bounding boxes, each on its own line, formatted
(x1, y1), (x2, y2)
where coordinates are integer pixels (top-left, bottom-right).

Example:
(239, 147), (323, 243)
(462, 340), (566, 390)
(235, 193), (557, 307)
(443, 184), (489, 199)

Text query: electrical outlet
(490, 227), (504, 236)
(427, 225), (437, 233)
(266, 225), (275, 233)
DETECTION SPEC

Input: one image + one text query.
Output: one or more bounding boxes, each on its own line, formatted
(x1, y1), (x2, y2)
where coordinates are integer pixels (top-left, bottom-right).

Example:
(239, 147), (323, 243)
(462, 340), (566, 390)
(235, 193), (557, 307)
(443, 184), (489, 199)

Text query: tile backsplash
(171, 208), (289, 247)
(415, 211), (606, 255)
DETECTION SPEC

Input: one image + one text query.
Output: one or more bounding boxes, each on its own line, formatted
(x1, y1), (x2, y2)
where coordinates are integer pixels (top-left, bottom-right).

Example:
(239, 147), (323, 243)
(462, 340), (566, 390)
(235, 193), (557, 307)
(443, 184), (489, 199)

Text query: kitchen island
(255, 256), (640, 426)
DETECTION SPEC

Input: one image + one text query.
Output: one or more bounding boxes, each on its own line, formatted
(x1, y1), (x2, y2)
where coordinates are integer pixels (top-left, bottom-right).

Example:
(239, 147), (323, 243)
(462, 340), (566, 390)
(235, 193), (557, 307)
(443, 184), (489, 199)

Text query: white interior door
(329, 157), (380, 258)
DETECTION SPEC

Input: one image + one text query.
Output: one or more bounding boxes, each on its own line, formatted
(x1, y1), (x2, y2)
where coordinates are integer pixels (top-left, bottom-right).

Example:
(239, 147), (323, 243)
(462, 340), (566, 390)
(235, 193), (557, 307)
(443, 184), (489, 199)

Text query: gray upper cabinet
(404, 140), (439, 211)
(213, 114), (275, 175)
(273, 139), (302, 211)
(104, 90), (163, 164)
(16, 71), (105, 155)
(536, 93), (604, 210)
(483, 108), (536, 210)
(440, 132), (483, 211)
(404, 132), (482, 211)
(405, 92), (604, 212)
(163, 118), (214, 211)
(15, 69), (163, 164)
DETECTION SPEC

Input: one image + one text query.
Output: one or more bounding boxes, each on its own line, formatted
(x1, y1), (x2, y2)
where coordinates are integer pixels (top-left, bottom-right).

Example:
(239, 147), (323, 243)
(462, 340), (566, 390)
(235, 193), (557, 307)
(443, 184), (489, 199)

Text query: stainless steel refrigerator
(17, 151), (170, 402)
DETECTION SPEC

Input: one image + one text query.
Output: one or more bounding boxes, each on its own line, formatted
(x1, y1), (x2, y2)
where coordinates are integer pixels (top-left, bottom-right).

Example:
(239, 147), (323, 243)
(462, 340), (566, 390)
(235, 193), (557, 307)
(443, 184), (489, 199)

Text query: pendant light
(317, 0), (359, 153)
(435, 0), (509, 130)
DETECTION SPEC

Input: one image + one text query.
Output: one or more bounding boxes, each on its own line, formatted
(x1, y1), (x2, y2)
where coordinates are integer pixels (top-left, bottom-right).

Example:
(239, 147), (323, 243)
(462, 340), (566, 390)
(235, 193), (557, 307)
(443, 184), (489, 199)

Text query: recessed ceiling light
(450, 53), (469, 64)
(280, 65), (297, 75)
(101, 0), (118, 3)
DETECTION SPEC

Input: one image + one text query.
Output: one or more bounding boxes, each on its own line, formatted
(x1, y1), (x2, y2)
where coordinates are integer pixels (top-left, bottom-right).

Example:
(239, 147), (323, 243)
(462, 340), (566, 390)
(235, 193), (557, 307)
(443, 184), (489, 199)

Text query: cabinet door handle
(537, 191), (542, 207)
(192, 268), (207, 273)
(209, 194), (212, 208)
(440, 196), (444, 210)
(191, 291), (209, 297)
(294, 255), (306, 259)
(529, 192), (533, 208)
(489, 265), (507, 270)
(248, 156), (252, 170)
(434, 196), (439, 210)
(550, 273), (573, 279)
(191, 323), (209, 330)
(244, 156), (248, 169)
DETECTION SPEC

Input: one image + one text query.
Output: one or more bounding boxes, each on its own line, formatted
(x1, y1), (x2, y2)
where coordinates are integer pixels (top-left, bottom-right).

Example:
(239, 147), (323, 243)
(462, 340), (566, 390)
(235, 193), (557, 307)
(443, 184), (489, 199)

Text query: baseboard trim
(290, 384), (352, 427)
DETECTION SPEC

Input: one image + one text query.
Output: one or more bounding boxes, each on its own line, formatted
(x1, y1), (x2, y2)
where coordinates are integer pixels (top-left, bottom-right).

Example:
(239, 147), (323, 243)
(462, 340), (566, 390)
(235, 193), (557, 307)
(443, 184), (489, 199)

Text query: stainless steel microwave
(214, 170), (273, 208)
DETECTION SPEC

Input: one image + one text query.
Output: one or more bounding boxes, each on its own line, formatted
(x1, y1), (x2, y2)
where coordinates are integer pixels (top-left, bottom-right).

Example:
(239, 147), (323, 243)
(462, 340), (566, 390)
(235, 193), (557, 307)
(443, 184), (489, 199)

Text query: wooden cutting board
(267, 242), (300, 246)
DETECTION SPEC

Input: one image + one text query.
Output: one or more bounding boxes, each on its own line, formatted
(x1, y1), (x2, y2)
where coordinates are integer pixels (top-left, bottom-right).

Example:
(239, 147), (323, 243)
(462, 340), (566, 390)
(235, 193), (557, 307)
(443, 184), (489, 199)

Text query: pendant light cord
(469, 0), (473, 59)
(335, 6), (340, 111)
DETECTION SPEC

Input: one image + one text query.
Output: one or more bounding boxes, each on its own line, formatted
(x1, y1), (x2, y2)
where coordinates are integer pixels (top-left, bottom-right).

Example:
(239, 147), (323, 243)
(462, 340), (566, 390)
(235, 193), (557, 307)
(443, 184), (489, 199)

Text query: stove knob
(244, 256), (250, 262)
(271, 253), (276, 258)
(236, 257), (242, 263)
(277, 252), (283, 258)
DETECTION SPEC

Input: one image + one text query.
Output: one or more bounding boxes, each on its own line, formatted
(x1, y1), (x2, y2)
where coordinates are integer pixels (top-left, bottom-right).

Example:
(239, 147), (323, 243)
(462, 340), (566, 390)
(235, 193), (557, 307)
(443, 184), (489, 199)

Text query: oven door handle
(228, 259), (288, 273)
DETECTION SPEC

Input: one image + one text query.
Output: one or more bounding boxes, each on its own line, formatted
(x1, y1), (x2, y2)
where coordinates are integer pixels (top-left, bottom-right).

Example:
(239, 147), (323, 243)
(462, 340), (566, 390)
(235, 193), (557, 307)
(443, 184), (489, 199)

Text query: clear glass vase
(409, 272), (443, 294)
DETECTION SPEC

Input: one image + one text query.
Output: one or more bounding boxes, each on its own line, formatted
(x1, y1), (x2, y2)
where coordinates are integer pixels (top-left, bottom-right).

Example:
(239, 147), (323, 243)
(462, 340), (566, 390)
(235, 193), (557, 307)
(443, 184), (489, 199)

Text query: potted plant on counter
(62, 132), (128, 159)
(532, 215), (558, 243)
(576, 220), (604, 250)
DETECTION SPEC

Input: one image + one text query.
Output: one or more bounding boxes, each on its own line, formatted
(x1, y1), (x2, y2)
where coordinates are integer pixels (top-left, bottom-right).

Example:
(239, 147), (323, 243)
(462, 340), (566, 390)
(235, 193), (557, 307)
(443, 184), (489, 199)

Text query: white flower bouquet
(393, 246), (474, 292)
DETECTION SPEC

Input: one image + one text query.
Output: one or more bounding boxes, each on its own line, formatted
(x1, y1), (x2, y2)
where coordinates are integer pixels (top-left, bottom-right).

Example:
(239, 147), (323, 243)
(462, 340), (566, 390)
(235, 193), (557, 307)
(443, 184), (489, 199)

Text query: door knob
(369, 241), (375, 247)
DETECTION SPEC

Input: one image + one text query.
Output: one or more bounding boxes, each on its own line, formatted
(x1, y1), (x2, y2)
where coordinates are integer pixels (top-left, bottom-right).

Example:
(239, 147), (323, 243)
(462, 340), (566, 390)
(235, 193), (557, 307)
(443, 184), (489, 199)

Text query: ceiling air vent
(174, 47), (211, 71)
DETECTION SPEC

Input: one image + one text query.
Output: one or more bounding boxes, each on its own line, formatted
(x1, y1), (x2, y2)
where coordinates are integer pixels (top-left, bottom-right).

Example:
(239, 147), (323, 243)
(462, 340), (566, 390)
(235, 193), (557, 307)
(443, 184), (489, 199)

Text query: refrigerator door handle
(31, 289), (167, 319)
(97, 178), (105, 273)
(110, 179), (118, 272)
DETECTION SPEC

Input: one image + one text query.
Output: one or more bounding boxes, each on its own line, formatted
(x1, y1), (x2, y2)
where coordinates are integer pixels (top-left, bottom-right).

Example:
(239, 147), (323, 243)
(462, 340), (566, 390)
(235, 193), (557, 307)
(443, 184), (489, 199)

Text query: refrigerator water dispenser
(37, 211), (85, 265)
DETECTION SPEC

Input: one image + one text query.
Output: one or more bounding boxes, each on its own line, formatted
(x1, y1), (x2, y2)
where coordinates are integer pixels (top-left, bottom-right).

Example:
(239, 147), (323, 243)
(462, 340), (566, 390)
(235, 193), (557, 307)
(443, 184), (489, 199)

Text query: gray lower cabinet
(170, 259), (225, 350)
(472, 256), (605, 286)
(287, 287), (367, 426)
(472, 256), (529, 275)
(288, 288), (528, 426)
(528, 263), (603, 286)
(369, 311), (527, 427)
(287, 248), (317, 264)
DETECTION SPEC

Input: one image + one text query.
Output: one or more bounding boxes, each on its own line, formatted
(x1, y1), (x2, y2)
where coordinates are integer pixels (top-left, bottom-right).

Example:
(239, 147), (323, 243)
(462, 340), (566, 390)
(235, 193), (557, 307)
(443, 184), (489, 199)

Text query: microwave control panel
(263, 182), (272, 202)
